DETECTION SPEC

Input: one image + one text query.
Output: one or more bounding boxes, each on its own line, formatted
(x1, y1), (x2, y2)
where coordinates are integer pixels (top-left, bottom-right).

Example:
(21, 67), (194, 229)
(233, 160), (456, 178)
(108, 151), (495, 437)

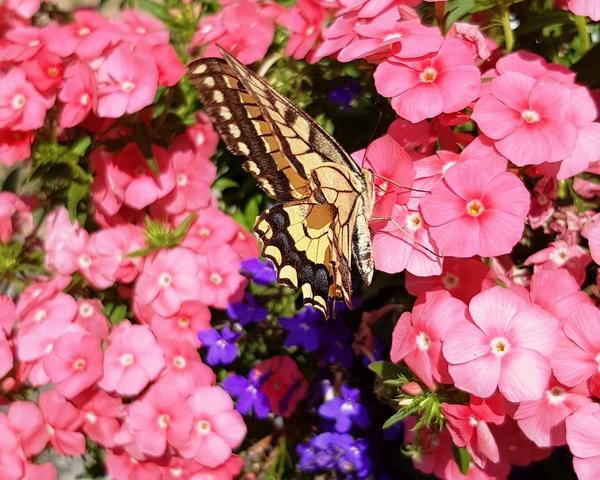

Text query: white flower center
(210, 272), (223, 285)
(158, 272), (172, 288)
(305, 26), (316, 36)
(157, 414), (170, 429)
(201, 24), (213, 34)
(28, 39), (40, 47)
(34, 309), (47, 322)
(72, 358), (87, 370)
(78, 254), (92, 269)
(199, 227), (210, 238)
(468, 416), (478, 427)
(121, 81), (135, 93)
(546, 386), (566, 405)
(176, 173), (188, 186)
(178, 316), (190, 328)
(120, 352), (135, 367)
(549, 246), (570, 266)
(416, 331), (430, 351)
(78, 27), (91, 36)
(195, 132), (205, 145)
(384, 32), (403, 42)
(196, 419), (211, 434)
(86, 411), (97, 424)
(419, 67), (437, 83)
(490, 337), (510, 357)
(173, 355), (187, 369)
(136, 26), (147, 35)
(521, 109), (540, 124)
(80, 93), (90, 106)
(405, 213), (423, 231)
(79, 303), (94, 317)
(466, 199), (484, 217)
(12, 94), (26, 110)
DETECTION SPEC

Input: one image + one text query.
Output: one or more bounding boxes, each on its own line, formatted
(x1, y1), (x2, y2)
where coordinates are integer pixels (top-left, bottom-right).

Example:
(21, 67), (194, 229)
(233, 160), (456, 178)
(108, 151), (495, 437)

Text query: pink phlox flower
(230, 224), (260, 260)
(370, 204), (442, 276)
(3, 0), (40, 19)
(159, 339), (215, 397)
(151, 146), (215, 218)
(443, 286), (559, 402)
(179, 386), (246, 468)
(494, 50), (576, 83)
(0, 25), (51, 62)
(104, 448), (162, 480)
(491, 418), (552, 467)
(524, 239), (591, 285)
(0, 129), (34, 166)
(471, 72), (577, 166)
(557, 83), (600, 179)
(0, 191), (33, 243)
(406, 257), (490, 303)
(39, 390), (85, 455)
(196, 245), (246, 309)
(582, 215), (600, 266)
(528, 176), (557, 229)
(374, 38), (481, 123)
(90, 143), (175, 215)
(51, 10), (117, 58)
(566, 402), (600, 480)
(150, 43), (186, 87)
(514, 376), (590, 448)
(119, 9), (170, 46)
(43, 331), (103, 399)
(0, 400), (48, 458)
(128, 379), (194, 457)
(166, 455), (243, 480)
(0, 67), (50, 131)
(254, 355), (308, 417)
(192, 1), (276, 65)
(141, 300), (211, 346)
(337, 0), (419, 18)
(73, 388), (124, 448)
(0, 294), (16, 336)
(14, 276), (71, 321)
(447, 22), (491, 61)
(552, 303), (600, 397)
(99, 322), (166, 396)
(278, 0), (327, 61)
(96, 44), (158, 118)
(527, 269), (592, 323)
(390, 290), (467, 389)
(175, 113), (220, 159)
(134, 247), (203, 317)
(441, 398), (503, 468)
(460, 134), (508, 167)
(420, 158), (530, 258)
(386, 117), (435, 158)
(353, 134), (415, 221)
(74, 299), (110, 339)
(58, 61), (97, 128)
(565, 0), (600, 21)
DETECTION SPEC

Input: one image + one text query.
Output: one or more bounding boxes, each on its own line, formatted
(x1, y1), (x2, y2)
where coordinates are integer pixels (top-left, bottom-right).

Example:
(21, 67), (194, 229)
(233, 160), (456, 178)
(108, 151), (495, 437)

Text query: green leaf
(244, 194), (262, 228)
(136, 0), (171, 22)
(383, 409), (408, 429)
(109, 304), (128, 326)
(71, 136), (91, 157)
(368, 360), (405, 380)
(213, 177), (239, 192)
(515, 10), (571, 36)
(66, 182), (89, 221)
(452, 445), (472, 475)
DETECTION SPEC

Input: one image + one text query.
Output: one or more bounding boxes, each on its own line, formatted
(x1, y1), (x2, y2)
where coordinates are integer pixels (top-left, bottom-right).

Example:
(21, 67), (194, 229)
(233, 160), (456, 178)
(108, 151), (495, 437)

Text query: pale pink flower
(39, 391), (85, 455)
(494, 50), (575, 83)
(406, 258), (490, 303)
(74, 299), (110, 340)
(43, 331), (103, 399)
(229, 225), (260, 260)
(100, 322), (165, 396)
(390, 290), (467, 389)
(374, 39), (480, 123)
(175, 113), (220, 159)
(180, 386), (246, 468)
(151, 44), (186, 87)
(0, 400), (48, 458)
(105, 449), (162, 480)
(552, 304), (600, 397)
(58, 61), (96, 129)
(90, 143), (175, 215)
(181, 208), (238, 253)
(278, 0), (326, 60)
(387, 117), (435, 157)
(97, 45), (158, 118)
(566, 403), (600, 480)
(134, 247), (203, 317)
(420, 158), (530, 258)
(566, 0), (600, 20)
(524, 239), (591, 285)
(472, 72), (577, 166)
(0, 192), (33, 243)
(4, 0), (40, 19)
(0, 129), (34, 166)
(0, 68), (49, 131)
(120, 9), (170, 46)
(73, 388), (123, 448)
(14, 277), (71, 323)
(41, 207), (89, 276)
(51, 10), (117, 58)
(514, 377), (590, 447)
(370, 204), (442, 276)
(443, 286), (559, 402)
(128, 379), (194, 457)
(447, 22), (491, 61)
(159, 338), (214, 396)
(196, 246), (246, 309)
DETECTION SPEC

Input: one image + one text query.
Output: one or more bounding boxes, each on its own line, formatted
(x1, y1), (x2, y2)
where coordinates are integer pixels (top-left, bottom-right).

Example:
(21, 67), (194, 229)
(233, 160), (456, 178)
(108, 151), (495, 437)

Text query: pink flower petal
(498, 349), (550, 402)
(448, 354), (501, 398)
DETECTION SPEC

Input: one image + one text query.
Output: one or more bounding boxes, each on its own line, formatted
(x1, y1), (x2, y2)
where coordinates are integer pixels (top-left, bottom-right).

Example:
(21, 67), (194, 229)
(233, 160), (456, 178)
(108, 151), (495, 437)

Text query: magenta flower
(41, 207), (89, 276)
(0, 68), (49, 131)
(390, 290), (467, 389)
(443, 286), (559, 402)
(374, 39), (481, 123)
(278, 0), (326, 61)
(0, 191), (33, 243)
(420, 158), (530, 258)
(134, 247), (203, 317)
(146, 300), (211, 347)
(472, 72), (577, 166)
(99, 322), (165, 396)
(0, 129), (34, 166)
(97, 45), (158, 118)
(58, 61), (96, 128)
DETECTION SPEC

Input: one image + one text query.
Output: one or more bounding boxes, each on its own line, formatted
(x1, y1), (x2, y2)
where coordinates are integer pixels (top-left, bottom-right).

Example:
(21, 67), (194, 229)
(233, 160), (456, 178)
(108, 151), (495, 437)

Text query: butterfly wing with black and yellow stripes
(187, 48), (375, 316)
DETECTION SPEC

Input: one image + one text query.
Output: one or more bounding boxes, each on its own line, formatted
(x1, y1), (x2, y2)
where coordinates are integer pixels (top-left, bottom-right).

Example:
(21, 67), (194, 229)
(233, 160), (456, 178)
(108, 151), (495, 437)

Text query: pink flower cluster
(0, 9), (184, 166)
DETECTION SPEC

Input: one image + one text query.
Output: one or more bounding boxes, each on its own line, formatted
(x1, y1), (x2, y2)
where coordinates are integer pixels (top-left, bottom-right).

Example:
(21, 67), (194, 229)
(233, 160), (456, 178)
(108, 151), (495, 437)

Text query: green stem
(573, 15), (591, 54)
(499, 4), (515, 52)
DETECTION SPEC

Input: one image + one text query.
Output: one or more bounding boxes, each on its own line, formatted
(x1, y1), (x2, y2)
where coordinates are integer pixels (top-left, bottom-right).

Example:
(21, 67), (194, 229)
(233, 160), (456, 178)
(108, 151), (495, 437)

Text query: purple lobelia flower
(318, 385), (369, 433)
(222, 368), (271, 419)
(240, 257), (277, 285)
(226, 293), (269, 326)
(197, 326), (240, 366)
(280, 306), (322, 352)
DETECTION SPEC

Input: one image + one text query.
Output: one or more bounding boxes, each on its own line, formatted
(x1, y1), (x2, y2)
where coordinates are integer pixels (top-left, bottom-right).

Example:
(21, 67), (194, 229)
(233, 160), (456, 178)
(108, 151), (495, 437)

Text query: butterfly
(187, 48), (375, 317)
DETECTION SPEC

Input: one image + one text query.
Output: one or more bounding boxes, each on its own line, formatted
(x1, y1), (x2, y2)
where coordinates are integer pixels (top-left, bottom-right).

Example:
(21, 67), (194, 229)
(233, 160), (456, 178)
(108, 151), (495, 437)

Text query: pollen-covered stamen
(376, 180), (389, 198)
(158, 272), (172, 288)
(196, 419), (211, 435)
(12, 94), (26, 110)
(173, 355), (187, 369)
(521, 109), (540, 124)
(176, 173), (188, 186)
(78, 254), (92, 269)
(419, 67), (438, 83)
(549, 246), (570, 266)
(47, 67), (59, 78)
(405, 213), (423, 231)
(79, 302), (94, 317)
(210, 272), (223, 285)
(466, 199), (485, 217)
(442, 272), (459, 289)
(416, 331), (431, 351)
(490, 337), (510, 357)
(121, 81), (135, 93)
(157, 414), (170, 429)
(120, 352), (135, 367)
(546, 386), (567, 405)
(72, 358), (87, 370)
(178, 316), (190, 328)
(199, 228), (211, 238)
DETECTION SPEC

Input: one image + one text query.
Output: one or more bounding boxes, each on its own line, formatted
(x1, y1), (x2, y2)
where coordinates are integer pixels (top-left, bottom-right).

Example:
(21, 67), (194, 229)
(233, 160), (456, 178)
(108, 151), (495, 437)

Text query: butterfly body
(187, 48), (374, 316)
